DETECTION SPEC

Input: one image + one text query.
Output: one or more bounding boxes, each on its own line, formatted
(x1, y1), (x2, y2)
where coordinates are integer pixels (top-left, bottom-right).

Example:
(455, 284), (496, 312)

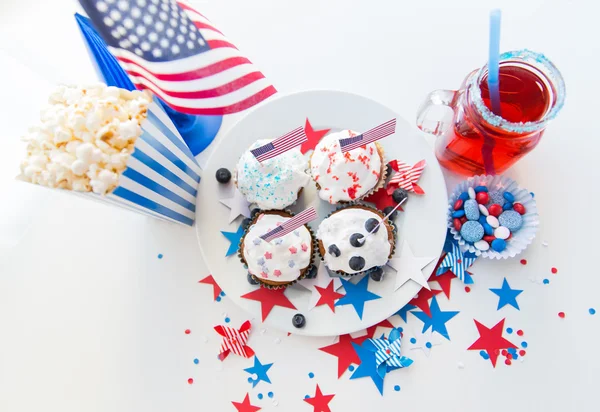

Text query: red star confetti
(430, 269), (456, 299)
(301, 118), (331, 154)
(304, 384), (335, 412)
(214, 320), (254, 361)
(363, 187), (403, 212)
(319, 334), (364, 378)
(241, 287), (297, 321)
(232, 393), (261, 412)
(467, 318), (517, 367)
(408, 288), (442, 317)
(315, 280), (346, 312)
(199, 275), (222, 301)
(387, 159), (426, 195)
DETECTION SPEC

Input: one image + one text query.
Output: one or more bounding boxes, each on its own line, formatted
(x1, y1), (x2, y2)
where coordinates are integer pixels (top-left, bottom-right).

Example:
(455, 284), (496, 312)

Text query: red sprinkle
(516, 330), (524, 336)
(558, 311), (565, 318)
(513, 203), (526, 215)
(475, 192), (489, 204)
(551, 267), (558, 274)
(507, 353), (513, 360)
(520, 259), (527, 265)
(488, 204), (503, 217)
(188, 378), (194, 384)
(501, 349), (508, 356)
(453, 199), (464, 210)
(464, 286), (471, 293)
(519, 350), (526, 356)
(185, 329), (191, 334)
(505, 359), (512, 366)
(453, 218), (463, 231)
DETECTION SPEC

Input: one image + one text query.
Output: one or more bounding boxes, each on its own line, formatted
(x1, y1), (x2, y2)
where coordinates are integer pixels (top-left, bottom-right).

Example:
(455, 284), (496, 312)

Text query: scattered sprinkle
(464, 286), (471, 293)
(425, 342), (432, 348)
(216, 296), (222, 302)
(193, 358), (199, 365)
(521, 341), (528, 348)
(501, 349), (507, 356)
(551, 267), (558, 274)
(394, 385), (401, 391)
(305, 395), (310, 399)
(308, 372), (314, 379)
(184, 329), (191, 335)
(516, 330), (524, 336)
(158, 254), (163, 259)
(225, 317), (230, 323)
(543, 279), (549, 284)
(410, 337), (417, 344)
(506, 327), (513, 334)
(268, 392), (274, 398)
(220, 291), (226, 297)
(187, 378), (193, 384)
(348, 365), (355, 372)
(558, 311), (565, 318)
(504, 359), (511, 366)
(520, 259), (527, 265)
(519, 350), (526, 356)
(590, 308), (596, 315)
(479, 350), (490, 360)
(258, 393), (263, 400)
(247, 377), (254, 384)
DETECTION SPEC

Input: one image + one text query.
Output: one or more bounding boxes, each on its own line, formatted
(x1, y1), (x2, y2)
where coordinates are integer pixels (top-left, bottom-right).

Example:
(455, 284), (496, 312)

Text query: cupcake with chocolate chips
(239, 210), (316, 289)
(316, 205), (396, 276)
(309, 130), (387, 204)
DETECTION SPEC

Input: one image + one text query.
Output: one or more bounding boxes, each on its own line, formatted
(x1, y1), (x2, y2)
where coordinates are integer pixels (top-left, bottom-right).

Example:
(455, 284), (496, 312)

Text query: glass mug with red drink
(417, 49), (565, 176)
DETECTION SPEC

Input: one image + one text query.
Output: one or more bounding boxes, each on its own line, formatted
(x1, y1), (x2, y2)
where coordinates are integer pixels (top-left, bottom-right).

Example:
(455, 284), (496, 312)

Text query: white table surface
(1, 1), (598, 411)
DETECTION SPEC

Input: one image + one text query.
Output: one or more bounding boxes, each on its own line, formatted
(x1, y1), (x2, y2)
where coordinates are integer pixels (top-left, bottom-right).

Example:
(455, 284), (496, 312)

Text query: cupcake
(240, 211), (316, 289)
(235, 140), (310, 210)
(310, 130), (386, 204)
(317, 205), (396, 276)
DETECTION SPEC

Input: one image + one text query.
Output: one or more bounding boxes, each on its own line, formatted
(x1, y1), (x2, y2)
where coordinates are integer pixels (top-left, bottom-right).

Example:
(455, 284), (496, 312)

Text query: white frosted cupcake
(310, 130), (386, 204)
(235, 139), (310, 210)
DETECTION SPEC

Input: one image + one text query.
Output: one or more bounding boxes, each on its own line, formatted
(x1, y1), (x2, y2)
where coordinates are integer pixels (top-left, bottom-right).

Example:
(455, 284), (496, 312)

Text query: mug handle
(416, 89), (457, 136)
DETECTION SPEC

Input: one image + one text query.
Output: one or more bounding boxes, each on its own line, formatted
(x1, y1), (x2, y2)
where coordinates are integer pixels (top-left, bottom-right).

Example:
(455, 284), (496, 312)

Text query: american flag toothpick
(339, 119), (396, 153)
(260, 207), (317, 242)
(358, 197), (406, 244)
(250, 127), (307, 162)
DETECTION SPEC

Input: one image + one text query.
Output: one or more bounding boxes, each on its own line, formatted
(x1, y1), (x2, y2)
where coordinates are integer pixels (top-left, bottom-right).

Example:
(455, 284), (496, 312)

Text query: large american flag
(79, 0), (276, 115)
(339, 119), (397, 153)
(260, 207), (318, 242)
(250, 126), (307, 162)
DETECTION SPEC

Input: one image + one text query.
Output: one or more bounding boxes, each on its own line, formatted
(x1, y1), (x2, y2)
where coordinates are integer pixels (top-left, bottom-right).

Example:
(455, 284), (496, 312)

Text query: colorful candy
(453, 199), (464, 210)
(453, 218), (463, 231)
(452, 210), (466, 218)
(503, 202), (513, 211)
(459, 192), (469, 201)
(488, 204), (503, 217)
(474, 240), (490, 251)
(464, 199), (480, 221)
(487, 191), (505, 206)
(494, 226), (510, 240)
(474, 186), (489, 193)
(475, 191), (490, 204)
(483, 235), (496, 243)
(503, 191), (515, 203)
(478, 204), (489, 216)
(460, 221), (484, 242)
(513, 203), (526, 215)
(499, 210), (523, 231)
(468, 187), (476, 199)
(486, 215), (500, 228)
(491, 238), (507, 252)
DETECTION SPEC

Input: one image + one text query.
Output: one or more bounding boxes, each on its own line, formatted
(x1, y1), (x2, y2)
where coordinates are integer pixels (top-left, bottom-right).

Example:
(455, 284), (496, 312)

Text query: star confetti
(232, 393), (261, 412)
(214, 320), (254, 361)
(363, 187), (404, 212)
(408, 288), (442, 317)
(394, 304), (417, 323)
(364, 328), (413, 378)
(429, 266), (456, 299)
(387, 159), (426, 195)
(407, 328), (441, 357)
(241, 287), (297, 321)
(412, 296), (459, 340)
(335, 276), (381, 320)
(303, 384), (335, 412)
(490, 278), (523, 310)
(300, 118), (331, 154)
(350, 341), (385, 395)
(244, 356), (273, 388)
(319, 334), (365, 378)
(315, 281), (346, 312)
(221, 222), (245, 257)
(297, 262), (343, 311)
(199, 275), (222, 301)
(467, 319), (517, 367)
(387, 241), (436, 291)
(437, 242), (476, 284)
(219, 188), (251, 223)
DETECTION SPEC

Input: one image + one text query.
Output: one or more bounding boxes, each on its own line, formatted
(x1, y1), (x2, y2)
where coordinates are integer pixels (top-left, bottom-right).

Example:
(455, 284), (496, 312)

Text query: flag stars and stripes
(260, 207), (318, 243)
(251, 126), (307, 162)
(339, 119), (397, 153)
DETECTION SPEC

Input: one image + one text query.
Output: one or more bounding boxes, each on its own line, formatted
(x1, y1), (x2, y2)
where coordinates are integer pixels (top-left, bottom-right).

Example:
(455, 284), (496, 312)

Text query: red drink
(417, 50), (565, 176)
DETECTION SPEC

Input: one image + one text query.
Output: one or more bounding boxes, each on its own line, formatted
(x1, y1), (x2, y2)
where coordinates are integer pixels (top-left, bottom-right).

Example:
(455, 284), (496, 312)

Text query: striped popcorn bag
(18, 84), (200, 226)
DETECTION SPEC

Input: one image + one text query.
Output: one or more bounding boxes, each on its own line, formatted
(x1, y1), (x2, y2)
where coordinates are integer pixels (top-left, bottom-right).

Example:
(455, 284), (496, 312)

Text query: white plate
(196, 90), (447, 336)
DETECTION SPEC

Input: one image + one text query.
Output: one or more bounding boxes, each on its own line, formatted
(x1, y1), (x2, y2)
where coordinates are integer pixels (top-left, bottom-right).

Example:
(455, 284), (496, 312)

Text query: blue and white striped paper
(97, 99), (201, 226)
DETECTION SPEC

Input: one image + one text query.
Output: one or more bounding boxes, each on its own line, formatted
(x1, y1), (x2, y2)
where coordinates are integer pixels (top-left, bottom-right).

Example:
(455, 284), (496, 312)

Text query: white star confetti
(219, 188), (251, 223)
(387, 241), (436, 291)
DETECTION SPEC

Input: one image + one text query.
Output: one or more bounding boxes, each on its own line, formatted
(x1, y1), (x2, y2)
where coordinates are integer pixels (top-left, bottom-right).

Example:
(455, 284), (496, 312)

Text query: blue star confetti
(221, 222), (245, 257)
(244, 356), (273, 388)
(436, 242), (476, 284)
(394, 304), (417, 323)
(350, 341), (385, 395)
(490, 278), (523, 310)
(335, 276), (381, 319)
(412, 296), (459, 340)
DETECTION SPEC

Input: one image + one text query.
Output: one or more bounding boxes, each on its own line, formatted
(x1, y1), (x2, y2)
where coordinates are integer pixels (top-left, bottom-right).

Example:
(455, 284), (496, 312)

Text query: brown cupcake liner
(238, 209), (318, 290)
(316, 203), (397, 277)
(309, 141), (388, 205)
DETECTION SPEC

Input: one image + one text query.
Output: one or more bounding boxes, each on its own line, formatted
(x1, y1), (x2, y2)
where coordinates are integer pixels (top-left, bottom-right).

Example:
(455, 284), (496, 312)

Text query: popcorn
(20, 84), (151, 194)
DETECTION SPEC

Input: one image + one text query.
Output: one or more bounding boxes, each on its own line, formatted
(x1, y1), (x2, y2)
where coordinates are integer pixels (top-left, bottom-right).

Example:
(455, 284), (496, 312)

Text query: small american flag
(79, 0), (276, 115)
(339, 119), (397, 153)
(250, 126), (307, 162)
(260, 207), (317, 242)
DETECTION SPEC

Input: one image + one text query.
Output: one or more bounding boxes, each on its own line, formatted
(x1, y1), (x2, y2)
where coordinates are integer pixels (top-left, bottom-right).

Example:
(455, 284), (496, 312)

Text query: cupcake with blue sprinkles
(448, 175), (539, 259)
(235, 139), (310, 210)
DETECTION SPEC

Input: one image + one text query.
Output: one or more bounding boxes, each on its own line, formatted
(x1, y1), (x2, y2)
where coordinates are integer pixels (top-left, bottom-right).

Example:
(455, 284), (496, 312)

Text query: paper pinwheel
(363, 327), (413, 378)
(214, 320), (254, 361)
(387, 159), (426, 195)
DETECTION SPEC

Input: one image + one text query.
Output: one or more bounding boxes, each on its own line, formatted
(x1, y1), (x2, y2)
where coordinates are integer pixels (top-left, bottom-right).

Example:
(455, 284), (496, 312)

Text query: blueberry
(383, 206), (398, 220)
(370, 267), (384, 281)
(305, 265), (318, 279)
(328, 244), (341, 257)
(242, 218), (252, 230)
(247, 273), (259, 285)
(392, 188), (408, 204)
(251, 208), (261, 217)
(350, 233), (365, 247)
(364, 218), (380, 233)
(215, 168), (231, 184)
(349, 256), (365, 271)
(292, 313), (306, 328)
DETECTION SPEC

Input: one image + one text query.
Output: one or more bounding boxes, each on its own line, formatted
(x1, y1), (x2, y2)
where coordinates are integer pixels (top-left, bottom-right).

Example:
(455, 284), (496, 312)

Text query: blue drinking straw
(488, 9), (502, 115)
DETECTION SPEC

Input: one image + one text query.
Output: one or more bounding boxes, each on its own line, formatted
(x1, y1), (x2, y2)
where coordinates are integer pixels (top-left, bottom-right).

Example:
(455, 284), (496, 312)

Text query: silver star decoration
(407, 328), (442, 357)
(387, 241), (436, 291)
(219, 188), (251, 223)
(297, 261), (343, 311)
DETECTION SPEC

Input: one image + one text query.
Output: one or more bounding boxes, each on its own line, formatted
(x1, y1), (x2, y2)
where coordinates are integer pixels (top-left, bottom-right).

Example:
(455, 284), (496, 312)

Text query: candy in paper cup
(18, 85), (201, 226)
(448, 175), (539, 259)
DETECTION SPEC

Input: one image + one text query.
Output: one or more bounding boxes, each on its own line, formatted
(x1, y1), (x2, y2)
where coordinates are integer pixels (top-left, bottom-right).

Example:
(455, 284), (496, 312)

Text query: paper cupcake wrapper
(448, 175), (539, 259)
(238, 209), (318, 290)
(317, 203), (397, 277)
